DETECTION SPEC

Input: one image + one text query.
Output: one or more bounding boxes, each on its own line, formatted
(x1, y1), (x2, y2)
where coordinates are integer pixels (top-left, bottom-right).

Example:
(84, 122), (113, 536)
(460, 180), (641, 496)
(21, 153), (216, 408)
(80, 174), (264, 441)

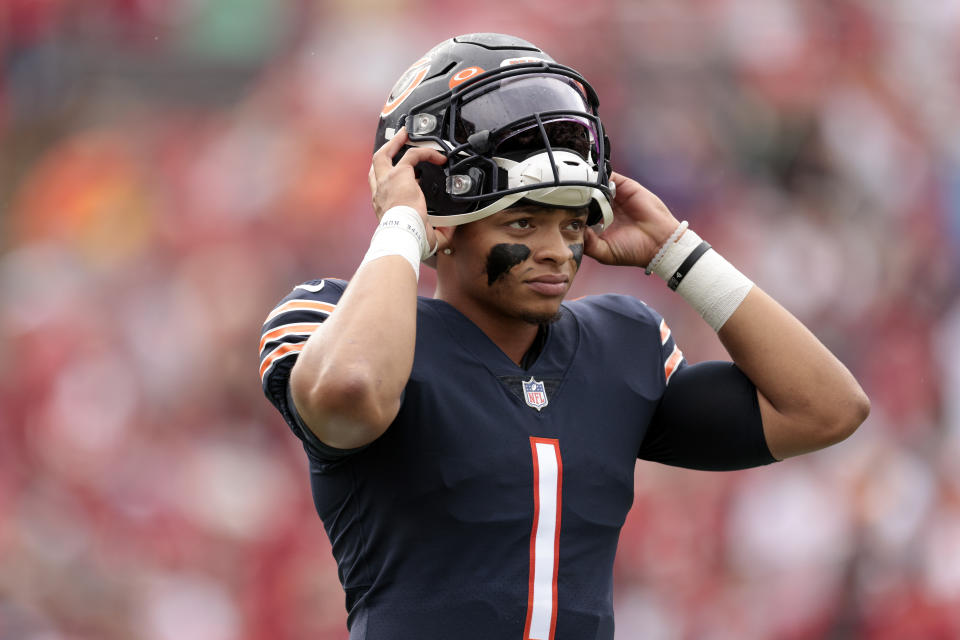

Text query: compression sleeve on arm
(639, 361), (777, 471)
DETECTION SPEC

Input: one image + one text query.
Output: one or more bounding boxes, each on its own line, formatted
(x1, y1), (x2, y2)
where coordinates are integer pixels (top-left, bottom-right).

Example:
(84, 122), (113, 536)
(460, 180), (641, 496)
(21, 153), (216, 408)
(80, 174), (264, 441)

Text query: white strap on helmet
(427, 150), (613, 228)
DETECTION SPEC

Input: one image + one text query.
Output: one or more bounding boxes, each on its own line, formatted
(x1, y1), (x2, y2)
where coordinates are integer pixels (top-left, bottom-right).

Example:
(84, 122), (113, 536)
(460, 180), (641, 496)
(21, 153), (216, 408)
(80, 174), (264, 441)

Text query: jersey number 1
(524, 437), (562, 640)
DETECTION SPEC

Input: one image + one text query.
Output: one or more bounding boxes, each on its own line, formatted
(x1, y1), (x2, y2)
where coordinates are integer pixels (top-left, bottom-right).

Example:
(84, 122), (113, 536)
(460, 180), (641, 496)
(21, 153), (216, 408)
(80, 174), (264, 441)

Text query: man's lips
(525, 274), (569, 296)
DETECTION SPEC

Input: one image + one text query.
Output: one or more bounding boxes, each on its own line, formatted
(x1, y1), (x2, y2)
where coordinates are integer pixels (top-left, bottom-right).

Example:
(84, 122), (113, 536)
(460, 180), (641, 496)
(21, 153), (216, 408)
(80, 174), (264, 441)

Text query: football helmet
(375, 33), (614, 227)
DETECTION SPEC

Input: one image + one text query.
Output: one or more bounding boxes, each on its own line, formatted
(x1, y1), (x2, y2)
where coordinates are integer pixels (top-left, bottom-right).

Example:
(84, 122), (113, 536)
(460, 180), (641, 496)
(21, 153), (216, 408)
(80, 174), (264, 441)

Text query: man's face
(444, 205), (588, 325)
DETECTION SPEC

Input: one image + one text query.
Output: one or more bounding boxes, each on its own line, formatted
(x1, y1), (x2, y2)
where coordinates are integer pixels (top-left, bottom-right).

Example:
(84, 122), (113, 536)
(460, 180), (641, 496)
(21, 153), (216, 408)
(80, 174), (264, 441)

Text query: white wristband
(359, 206), (432, 280)
(645, 220), (688, 275)
(651, 228), (754, 331)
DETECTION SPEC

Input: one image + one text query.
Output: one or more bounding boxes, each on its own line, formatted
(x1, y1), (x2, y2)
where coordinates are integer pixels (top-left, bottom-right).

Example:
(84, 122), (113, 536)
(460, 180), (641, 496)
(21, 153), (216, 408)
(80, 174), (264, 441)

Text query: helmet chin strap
(426, 150), (614, 228)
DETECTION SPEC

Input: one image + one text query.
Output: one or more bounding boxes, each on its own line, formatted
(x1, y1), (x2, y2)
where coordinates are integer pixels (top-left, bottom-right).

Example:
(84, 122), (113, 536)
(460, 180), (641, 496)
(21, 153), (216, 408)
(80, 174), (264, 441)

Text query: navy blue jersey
(259, 278), (773, 639)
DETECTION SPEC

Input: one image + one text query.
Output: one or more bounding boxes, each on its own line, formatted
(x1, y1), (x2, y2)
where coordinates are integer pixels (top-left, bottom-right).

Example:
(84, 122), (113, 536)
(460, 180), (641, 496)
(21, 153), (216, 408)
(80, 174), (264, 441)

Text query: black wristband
(667, 241), (711, 291)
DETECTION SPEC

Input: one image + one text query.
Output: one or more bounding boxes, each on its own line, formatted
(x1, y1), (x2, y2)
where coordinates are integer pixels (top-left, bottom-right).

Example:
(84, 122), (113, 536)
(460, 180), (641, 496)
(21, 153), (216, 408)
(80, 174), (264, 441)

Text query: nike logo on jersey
(295, 281), (325, 293)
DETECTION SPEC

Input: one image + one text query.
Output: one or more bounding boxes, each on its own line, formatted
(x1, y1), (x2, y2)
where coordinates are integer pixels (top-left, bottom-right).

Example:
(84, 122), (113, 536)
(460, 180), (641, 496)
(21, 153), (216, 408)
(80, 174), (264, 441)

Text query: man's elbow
(289, 364), (395, 448)
(765, 384), (870, 459)
(818, 385), (871, 448)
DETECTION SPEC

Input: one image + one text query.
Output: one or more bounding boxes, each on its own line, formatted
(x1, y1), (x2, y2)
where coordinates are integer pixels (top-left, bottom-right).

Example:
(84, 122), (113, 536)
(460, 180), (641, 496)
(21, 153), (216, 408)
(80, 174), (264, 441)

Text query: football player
(259, 33), (869, 639)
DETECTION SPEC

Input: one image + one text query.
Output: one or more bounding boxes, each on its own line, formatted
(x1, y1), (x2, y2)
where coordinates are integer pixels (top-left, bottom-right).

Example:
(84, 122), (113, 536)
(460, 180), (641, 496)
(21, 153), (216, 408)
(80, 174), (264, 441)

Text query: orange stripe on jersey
(659, 318), (671, 345)
(264, 300), (336, 324)
(259, 322), (322, 354)
(664, 344), (683, 384)
(259, 342), (304, 381)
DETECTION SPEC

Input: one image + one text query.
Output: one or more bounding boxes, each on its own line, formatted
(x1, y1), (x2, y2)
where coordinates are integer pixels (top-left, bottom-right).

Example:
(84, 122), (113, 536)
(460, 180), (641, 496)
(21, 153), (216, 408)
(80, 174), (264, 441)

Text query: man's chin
(516, 307), (563, 326)
(494, 280), (567, 325)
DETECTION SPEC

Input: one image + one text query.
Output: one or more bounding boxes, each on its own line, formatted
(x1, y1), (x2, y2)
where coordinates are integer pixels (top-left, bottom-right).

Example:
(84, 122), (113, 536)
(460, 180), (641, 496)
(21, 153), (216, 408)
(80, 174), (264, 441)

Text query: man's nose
(532, 227), (574, 264)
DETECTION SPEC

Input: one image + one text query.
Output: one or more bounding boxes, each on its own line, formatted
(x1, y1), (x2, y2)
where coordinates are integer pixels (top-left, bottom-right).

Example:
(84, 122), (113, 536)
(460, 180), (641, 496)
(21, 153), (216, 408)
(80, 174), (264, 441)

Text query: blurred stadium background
(2, 1), (959, 638)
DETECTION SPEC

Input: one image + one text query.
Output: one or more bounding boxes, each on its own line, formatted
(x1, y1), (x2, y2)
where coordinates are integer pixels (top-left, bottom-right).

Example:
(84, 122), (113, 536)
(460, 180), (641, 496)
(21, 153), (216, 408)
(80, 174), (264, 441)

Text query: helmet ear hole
(416, 162), (454, 212)
(587, 202), (603, 226)
(416, 163), (489, 215)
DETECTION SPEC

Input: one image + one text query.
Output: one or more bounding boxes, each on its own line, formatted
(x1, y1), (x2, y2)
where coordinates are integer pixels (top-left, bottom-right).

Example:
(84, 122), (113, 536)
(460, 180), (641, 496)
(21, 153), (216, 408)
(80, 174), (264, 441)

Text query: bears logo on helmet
(374, 33), (614, 228)
(382, 57), (431, 117)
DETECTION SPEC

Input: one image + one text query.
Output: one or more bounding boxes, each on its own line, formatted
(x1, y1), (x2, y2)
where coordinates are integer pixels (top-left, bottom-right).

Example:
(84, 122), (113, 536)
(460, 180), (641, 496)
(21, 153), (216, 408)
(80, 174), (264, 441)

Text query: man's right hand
(368, 126), (447, 234)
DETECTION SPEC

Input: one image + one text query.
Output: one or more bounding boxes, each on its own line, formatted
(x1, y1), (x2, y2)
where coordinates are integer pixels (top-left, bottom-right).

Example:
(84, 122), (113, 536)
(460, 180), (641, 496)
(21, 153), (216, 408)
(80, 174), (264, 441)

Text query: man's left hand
(584, 173), (682, 268)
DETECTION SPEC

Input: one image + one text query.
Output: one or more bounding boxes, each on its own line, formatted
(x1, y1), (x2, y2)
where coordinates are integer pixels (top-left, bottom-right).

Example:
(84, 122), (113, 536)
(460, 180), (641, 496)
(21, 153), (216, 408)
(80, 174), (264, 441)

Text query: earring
(442, 248), (453, 255)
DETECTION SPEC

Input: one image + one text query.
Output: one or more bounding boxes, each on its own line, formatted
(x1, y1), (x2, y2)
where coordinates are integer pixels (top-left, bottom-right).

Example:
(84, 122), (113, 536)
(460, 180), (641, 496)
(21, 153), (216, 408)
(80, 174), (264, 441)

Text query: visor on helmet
(493, 117), (598, 161)
(455, 75), (599, 160)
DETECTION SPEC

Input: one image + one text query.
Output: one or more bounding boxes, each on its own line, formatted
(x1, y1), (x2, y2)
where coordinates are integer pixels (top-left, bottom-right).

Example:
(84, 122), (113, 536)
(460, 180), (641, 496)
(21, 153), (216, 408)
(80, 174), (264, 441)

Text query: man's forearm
(718, 286), (870, 459)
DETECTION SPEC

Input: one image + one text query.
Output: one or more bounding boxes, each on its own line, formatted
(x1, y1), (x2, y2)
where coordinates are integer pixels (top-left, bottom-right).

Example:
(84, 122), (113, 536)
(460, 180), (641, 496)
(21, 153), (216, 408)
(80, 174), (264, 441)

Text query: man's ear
(422, 225), (456, 270)
(434, 225), (456, 254)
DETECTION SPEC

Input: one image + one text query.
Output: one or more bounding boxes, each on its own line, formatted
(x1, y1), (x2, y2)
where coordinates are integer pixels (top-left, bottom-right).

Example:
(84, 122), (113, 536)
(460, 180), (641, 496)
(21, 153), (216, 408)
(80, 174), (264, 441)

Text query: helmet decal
(381, 58), (431, 118)
(448, 66), (484, 89)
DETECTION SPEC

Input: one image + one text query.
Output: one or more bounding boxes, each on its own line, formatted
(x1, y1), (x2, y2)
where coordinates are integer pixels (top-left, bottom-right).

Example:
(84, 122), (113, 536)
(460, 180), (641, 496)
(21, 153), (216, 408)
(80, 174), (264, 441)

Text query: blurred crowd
(2, 1), (959, 638)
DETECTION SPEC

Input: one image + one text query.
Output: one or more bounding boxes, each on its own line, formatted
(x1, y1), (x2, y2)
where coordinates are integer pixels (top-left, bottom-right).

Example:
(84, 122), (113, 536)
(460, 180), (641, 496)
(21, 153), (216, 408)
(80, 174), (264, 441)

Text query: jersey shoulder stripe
(264, 299), (336, 324)
(659, 318), (671, 345)
(260, 342), (305, 381)
(664, 344), (684, 384)
(259, 322), (324, 353)
(259, 277), (347, 392)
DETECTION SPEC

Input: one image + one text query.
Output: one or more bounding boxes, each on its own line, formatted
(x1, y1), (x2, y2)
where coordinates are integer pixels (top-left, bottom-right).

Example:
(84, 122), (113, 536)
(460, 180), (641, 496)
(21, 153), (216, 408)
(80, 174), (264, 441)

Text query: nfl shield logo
(522, 376), (549, 411)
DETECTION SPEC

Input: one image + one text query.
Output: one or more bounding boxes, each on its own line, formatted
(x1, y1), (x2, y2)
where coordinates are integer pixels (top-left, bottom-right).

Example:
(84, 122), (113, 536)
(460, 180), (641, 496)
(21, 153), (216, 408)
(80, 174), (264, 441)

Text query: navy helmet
(375, 33), (614, 227)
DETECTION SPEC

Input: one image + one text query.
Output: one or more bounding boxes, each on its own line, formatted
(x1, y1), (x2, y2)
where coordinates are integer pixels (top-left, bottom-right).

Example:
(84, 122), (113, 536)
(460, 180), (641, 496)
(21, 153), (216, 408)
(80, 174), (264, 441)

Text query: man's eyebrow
(504, 207), (589, 216)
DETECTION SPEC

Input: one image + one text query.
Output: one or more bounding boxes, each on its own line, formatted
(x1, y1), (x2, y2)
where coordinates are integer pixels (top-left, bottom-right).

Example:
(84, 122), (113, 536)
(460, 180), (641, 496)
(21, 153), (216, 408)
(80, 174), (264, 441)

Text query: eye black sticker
(486, 243), (531, 285)
(569, 243), (584, 268)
